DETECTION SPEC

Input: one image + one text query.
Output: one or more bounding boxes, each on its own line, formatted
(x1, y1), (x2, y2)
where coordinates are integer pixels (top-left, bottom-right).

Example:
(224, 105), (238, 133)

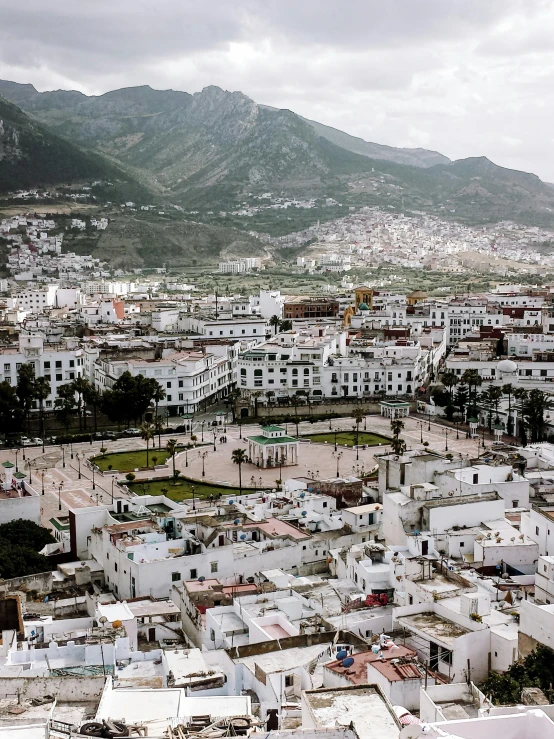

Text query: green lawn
(92, 449), (172, 472)
(127, 477), (253, 502)
(302, 431), (391, 447)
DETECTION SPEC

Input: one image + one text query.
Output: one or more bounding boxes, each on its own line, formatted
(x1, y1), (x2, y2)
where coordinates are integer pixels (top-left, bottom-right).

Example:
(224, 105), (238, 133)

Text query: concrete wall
(0, 675), (106, 701)
(519, 600), (554, 654)
(0, 494), (40, 526)
(0, 571), (52, 596)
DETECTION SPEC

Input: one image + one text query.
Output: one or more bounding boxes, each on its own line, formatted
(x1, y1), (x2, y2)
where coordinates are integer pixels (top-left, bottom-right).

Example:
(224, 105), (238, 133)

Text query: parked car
(20, 437), (42, 447)
(123, 428), (141, 436)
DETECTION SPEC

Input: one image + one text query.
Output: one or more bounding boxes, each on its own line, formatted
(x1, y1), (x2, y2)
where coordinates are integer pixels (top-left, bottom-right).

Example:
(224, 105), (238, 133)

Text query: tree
(290, 396), (301, 436)
(502, 383), (515, 436)
(153, 415), (165, 449)
(71, 375), (90, 431)
(0, 519), (55, 579)
(269, 315), (281, 335)
(54, 383), (77, 431)
(482, 645), (554, 705)
(232, 448), (247, 495)
(33, 376), (50, 438)
(279, 319), (293, 332)
(488, 386), (503, 424)
(462, 369), (482, 418)
(84, 385), (101, 433)
(0, 381), (23, 435)
(440, 371), (459, 402)
(166, 438), (178, 482)
(352, 407), (364, 448)
(250, 390), (263, 418)
(140, 422), (155, 467)
(227, 389), (241, 423)
(16, 363), (36, 432)
(454, 383), (469, 421)
(151, 383), (166, 419)
(390, 418), (406, 455)
(522, 389), (554, 443)
(513, 388), (529, 445)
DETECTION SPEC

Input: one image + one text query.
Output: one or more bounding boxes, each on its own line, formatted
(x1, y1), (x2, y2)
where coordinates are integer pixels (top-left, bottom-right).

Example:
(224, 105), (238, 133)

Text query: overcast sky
(1, 1), (554, 178)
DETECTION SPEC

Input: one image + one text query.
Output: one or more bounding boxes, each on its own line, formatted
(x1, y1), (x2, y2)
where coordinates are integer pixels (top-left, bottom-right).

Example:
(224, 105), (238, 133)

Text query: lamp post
(61, 446), (66, 469)
(239, 421), (242, 440)
(201, 451), (208, 477)
(70, 442), (74, 460)
(185, 448), (189, 468)
(92, 464), (96, 491)
(428, 412), (431, 431)
(58, 481), (64, 511)
(334, 428), (340, 452)
(14, 449), (19, 473)
(213, 428), (217, 452)
(191, 484), (196, 511)
(445, 428), (449, 452)
(418, 421), (424, 444)
(329, 418), (332, 431)
(201, 421), (205, 442)
(41, 470), (45, 496)
(333, 451), (343, 478)
(111, 476), (114, 503)
(28, 460), (33, 485)
(456, 422), (460, 440)
(76, 452), (81, 479)
(482, 426), (486, 449)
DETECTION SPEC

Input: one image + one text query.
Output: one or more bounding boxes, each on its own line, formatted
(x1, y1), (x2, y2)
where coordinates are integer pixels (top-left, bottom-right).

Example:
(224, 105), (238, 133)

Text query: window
(167, 381), (172, 388)
(190, 568), (197, 579)
(56, 374), (62, 382)
(171, 572), (181, 582)
(69, 360), (75, 368)
(43, 361), (50, 369)
(55, 361), (62, 368)
(210, 561), (218, 573)
(513, 500), (519, 508)
(284, 675), (294, 687)
(114, 563), (118, 572)
(536, 526), (540, 536)
(459, 542), (464, 548)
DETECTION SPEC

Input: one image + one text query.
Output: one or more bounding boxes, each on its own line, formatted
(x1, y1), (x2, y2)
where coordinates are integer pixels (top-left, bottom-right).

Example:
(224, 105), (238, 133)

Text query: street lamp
(334, 428), (340, 452)
(418, 421), (424, 444)
(111, 476), (115, 503)
(92, 464), (96, 490)
(76, 452), (81, 479)
(445, 428), (449, 452)
(70, 442), (74, 460)
(456, 422), (459, 440)
(58, 481), (64, 511)
(191, 484), (196, 511)
(428, 412), (431, 431)
(333, 451), (343, 478)
(213, 428), (217, 452)
(28, 460), (33, 485)
(14, 449), (19, 473)
(41, 470), (45, 496)
(185, 448), (189, 468)
(201, 421), (205, 442)
(201, 451), (208, 477)
(61, 446), (66, 469)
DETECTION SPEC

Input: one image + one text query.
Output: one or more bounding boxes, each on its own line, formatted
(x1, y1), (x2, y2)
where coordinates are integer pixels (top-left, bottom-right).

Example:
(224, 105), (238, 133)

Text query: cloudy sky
(1, 0), (554, 178)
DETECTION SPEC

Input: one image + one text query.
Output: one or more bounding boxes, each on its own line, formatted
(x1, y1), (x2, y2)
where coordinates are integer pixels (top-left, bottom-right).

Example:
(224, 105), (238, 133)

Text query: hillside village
(0, 209), (553, 737)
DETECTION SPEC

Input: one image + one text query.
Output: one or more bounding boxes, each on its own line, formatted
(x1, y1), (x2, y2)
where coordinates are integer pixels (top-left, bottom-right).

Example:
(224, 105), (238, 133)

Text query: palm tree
(166, 438), (178, 481)
(352, 407), (364, 448)
(488, 386), (503, 424)
(34, 376), (50, 438)
(251, 390), (263, 418)
(232, 448), (247, 495)
(390, 418), (406, 455)
(153, 415), (165, 448)
(151, 383), (166, 420)
(290, 396), (301, 436)
(462, 369), (482, 418)
(140, 422), (155, 467)
(71, 376), (90, 431)
(513, 388), (529, 445)
(441, 371), (459, 402)
(522, 389), (554, 443)
(503, 383), (514, 436)
(227, 388), (240, 423)
(269, 315), (281, 335)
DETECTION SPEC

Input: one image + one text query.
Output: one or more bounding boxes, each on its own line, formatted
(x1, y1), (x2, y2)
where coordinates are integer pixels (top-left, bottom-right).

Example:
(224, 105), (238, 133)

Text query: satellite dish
(336, 649), (347, 660)
(301, 511), (307, 517)
(229, 499), (234, 504)
(240, 533), (247, 540)
(341, 657), (354, 668)
(99, 616), (108, 625)
(300, 492), (305, 498)
(198, 576), (205, 583)
(399, 725), (422, 739)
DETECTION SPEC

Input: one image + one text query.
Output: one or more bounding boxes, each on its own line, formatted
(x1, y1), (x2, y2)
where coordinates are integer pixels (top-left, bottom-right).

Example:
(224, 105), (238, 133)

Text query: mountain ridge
(2, 79), (554, 231)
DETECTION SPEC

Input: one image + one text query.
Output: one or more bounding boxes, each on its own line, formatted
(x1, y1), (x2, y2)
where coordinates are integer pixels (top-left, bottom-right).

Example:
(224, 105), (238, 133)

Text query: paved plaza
(0, 414), (491, 527)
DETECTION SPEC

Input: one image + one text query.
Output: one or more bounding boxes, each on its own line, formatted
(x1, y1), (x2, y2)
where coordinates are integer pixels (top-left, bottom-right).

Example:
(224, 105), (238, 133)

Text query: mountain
(299, 115), (450, 168)
(2, 80), (554, 230)
(0, 95), (125, 192)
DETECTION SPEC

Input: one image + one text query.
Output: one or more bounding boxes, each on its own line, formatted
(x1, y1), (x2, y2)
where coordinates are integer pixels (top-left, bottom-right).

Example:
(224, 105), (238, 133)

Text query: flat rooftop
(398, 612), (469, 646)
(324, 645), (416, 685)
(304, 686), (399, 739)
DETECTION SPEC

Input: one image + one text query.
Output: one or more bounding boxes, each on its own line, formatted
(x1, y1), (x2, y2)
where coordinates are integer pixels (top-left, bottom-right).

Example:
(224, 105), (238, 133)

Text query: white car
(20, 437), (42, 447)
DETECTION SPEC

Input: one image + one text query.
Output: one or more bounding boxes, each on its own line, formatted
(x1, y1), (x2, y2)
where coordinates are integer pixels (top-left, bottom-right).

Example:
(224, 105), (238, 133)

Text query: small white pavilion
(246, 425), (300, 469)
(379, 401), (410, 419)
